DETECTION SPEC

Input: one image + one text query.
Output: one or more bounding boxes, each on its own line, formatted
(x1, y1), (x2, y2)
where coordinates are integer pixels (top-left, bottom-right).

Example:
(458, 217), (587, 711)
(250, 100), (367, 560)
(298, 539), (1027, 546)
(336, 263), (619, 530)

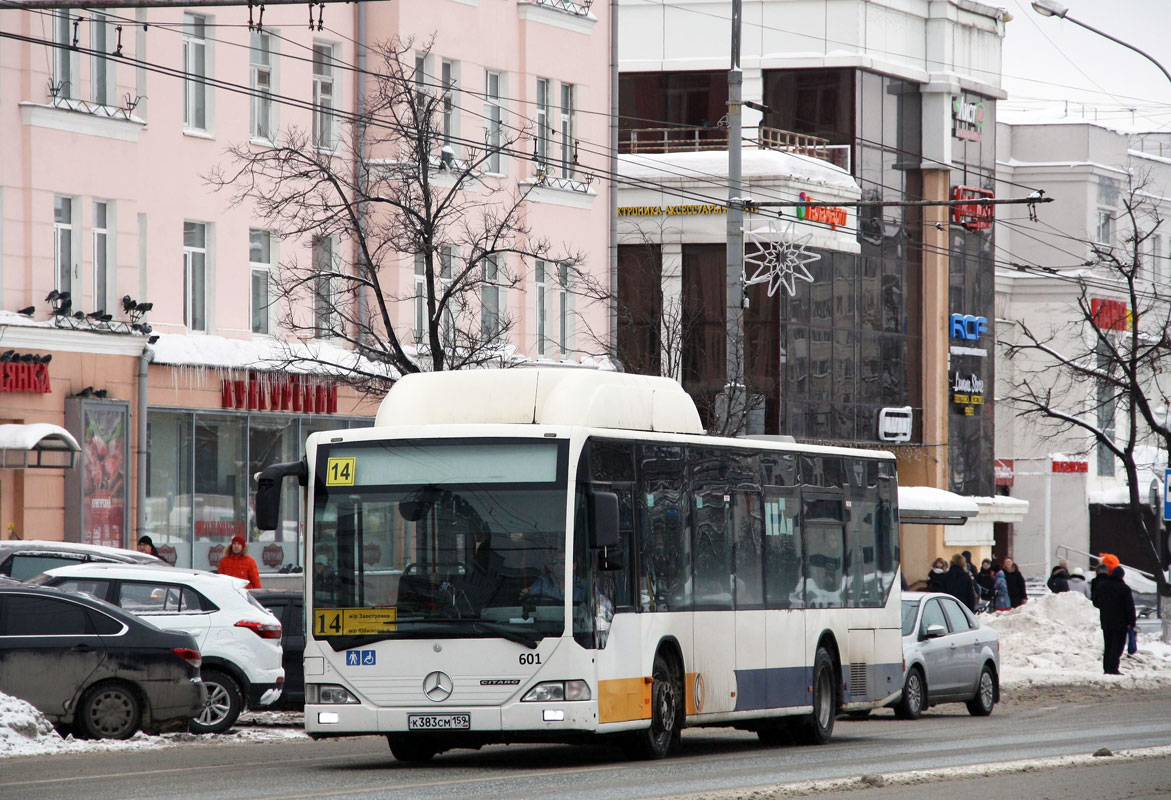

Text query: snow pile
(983, 591), (1171, 689)
(0, 694), (57, 754)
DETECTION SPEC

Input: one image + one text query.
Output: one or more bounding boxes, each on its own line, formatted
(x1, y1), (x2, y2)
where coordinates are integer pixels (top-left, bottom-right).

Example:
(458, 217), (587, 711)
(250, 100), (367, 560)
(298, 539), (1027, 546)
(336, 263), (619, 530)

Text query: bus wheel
(794, 647), (836, 745)
(629, 651), (682, 759)
(387, 736), (437, 762)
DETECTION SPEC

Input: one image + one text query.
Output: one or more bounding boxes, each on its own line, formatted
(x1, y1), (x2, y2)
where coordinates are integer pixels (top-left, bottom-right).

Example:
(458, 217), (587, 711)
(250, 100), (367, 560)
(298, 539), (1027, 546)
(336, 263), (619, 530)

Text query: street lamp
(1030, 1), (1171, 87)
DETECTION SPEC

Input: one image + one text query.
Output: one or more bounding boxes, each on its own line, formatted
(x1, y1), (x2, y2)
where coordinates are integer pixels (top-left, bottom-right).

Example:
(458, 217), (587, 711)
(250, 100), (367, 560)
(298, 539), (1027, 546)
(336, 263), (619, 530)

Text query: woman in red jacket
(218, 535), (262, 588)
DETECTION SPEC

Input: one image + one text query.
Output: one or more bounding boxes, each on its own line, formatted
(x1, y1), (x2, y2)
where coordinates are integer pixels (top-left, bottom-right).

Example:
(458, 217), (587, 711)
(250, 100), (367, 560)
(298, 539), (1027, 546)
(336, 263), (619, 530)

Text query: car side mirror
(923, 623), (947, 639)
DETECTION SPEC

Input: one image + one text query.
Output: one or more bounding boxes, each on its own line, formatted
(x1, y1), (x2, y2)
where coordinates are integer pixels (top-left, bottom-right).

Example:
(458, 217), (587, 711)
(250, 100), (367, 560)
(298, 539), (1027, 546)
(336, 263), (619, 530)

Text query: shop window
(762, 69), (855, 145)
(145, 411), (194, 568)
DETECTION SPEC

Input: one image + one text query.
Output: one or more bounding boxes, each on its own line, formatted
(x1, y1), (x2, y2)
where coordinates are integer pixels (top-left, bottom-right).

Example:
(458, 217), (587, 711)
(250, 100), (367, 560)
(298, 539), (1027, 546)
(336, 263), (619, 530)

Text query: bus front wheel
(629, 651), (682, 759)
(793, 647), (836, 745)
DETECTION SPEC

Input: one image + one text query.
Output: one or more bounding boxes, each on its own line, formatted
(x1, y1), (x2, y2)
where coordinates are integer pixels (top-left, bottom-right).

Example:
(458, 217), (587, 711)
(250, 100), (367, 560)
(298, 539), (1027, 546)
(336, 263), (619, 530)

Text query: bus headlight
(522, 680), (591, 702)
(307, 684), (360, 704)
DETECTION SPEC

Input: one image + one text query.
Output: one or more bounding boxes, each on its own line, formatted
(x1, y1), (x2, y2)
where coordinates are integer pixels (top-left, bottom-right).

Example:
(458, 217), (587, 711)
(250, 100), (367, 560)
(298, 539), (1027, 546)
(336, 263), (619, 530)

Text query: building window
(91, 14), (112, 106)
(53, 12), (73, 100)
(183, 222), (207, 331)
(414, 53), (428, 108)
(559, 83), (576, 179)
(1096, 344), (1115, 477)
(93, 201), (109, 313)
(183, 14), (208, 131)
(1095, 210), (1113, 247)
(535, 260), (548, 355)
(441, 60), (456, 145)
(250, 32), (274, 141)
(536, 78), (551, 172)
(1152, 235), (1163, 283)
(313, 236), (336, 338)
(484, 71), (503, 173)
(250, 230), (272, 334)
(312, 43), (336, 149)
(481, 254), (500, 339)
(558, 261), (571, 353)
(413, 253), (427, 346)
(54, 195), (73, 295)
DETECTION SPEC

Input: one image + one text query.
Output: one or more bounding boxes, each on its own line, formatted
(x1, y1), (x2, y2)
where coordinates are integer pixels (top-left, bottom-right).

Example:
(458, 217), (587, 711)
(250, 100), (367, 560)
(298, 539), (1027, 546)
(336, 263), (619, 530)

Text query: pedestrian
(1092, 565), (1136, 675)
(1003, 556), (1028, 607)
(961, 550), (978, 581)
(218, 534), (262, 589)
(990, 561), (1012, 611)
(1091, 554), (1119, 602)
(1046, 563), (1070, 593)
(926, 557), (948, 593)
(976, 558), (994, 602)
(941, 553), (977, 611)
(136, 535), (160, 559)
(1067, 567), (1091, 599)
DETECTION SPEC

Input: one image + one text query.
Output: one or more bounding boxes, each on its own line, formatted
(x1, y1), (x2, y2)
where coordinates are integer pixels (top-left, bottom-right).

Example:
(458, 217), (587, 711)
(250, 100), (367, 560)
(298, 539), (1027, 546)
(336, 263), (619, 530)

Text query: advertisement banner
(81, 405), (128, 549)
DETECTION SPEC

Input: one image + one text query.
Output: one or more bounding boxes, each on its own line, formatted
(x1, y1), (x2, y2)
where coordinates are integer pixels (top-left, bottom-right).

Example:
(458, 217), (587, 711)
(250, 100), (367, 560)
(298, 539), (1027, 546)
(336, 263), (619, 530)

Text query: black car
(0, 585), (206, 739)
(252, 590), (304, 708)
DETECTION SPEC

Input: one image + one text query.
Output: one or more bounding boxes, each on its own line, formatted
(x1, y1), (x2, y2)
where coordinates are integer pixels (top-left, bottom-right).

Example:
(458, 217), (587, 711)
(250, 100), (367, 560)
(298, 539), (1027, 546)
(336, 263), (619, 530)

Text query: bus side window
(763, 487), (802, 609)
(638, 444), (690, 612)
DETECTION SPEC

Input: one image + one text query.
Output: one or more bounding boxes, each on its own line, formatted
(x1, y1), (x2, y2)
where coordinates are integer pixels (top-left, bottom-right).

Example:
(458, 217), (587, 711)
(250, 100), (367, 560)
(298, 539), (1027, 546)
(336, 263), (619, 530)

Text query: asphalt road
(2, 687), (1169, 800)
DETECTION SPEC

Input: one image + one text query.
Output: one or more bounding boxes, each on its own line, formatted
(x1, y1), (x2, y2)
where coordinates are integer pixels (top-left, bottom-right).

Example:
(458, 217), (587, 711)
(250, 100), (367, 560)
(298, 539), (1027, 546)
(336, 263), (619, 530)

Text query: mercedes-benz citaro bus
(254, 367), (903, 762)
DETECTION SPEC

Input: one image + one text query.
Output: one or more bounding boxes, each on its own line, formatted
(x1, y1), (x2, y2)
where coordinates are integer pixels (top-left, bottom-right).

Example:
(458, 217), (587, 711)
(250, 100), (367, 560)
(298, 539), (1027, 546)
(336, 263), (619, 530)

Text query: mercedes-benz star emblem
(423, 671), (453, 702)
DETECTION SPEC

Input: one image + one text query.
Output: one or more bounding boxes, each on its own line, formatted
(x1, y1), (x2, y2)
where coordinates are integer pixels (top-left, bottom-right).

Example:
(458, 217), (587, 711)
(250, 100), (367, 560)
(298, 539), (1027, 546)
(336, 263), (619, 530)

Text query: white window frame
(535, 259), (548, 356)
(484, 70), (503, 174)
(1153, 234), (1163, 283)
(250, 31), (275, 142)
(481, 254), (501, 339)
(413, 253), (427, 346)
(250, 229), (273, 335)
(312, 43), (337, 150)
(559, 82), (576, 179)
(183, 221), (208, 331)
(91, 13), (113, 106)
(54, 195), (74, 295)
(53, 11), (75, 101)
(1095, 209), (1113, 247)
(557, 261), (572, 354)
(183, 13), (209, 132)
(93, 201), (109, 314)
(441, 60), (457, 146)
(313, 236), (338, 338)
(536, 78), (551, 173)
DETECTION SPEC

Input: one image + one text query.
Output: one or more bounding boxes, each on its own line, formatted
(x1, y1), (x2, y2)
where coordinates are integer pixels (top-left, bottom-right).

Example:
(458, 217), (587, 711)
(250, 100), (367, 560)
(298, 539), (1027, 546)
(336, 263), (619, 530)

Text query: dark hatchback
(0, 585), (206, 739)
(252, 590), (304, 708)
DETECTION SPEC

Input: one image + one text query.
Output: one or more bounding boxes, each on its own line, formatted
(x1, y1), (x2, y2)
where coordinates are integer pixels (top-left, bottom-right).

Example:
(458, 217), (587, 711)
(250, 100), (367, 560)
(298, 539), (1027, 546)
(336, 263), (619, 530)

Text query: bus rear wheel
(793, 647), (836, 745)
(629, 651), (682, 759)
(387, 736), (438, 762)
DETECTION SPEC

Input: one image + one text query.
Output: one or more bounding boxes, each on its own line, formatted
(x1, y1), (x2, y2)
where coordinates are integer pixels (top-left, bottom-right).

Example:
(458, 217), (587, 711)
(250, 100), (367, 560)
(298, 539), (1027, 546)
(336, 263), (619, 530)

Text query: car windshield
(900, 598), (920, 635)
(310, 438), (570, 649)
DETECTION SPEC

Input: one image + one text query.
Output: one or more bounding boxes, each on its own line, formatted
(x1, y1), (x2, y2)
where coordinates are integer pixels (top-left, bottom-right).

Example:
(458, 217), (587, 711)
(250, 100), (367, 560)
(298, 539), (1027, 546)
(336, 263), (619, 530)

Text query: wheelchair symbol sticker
(346, 649), (376, 666)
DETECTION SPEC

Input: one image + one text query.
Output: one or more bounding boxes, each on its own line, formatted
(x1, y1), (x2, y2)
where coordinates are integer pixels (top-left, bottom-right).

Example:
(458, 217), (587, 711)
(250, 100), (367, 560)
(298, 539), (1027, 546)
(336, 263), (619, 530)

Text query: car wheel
(895, 667), (925, 720)
(387, 736), (438, 762)
(190, 669), (243, 734)
(793, 647), (836, 745)
(628, 651), (683, 759)
(77, 682), (141, 740)
(966, 665), (996, 717)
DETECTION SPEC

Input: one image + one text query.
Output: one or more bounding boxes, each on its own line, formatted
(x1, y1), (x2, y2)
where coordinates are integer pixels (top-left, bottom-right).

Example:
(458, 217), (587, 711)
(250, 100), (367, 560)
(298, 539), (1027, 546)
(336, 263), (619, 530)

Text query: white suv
(36, 563), (284, 733)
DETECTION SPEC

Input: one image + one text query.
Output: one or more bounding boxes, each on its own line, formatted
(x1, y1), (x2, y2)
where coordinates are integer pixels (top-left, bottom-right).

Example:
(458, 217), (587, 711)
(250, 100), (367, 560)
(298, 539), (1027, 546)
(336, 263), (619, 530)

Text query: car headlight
(522, 680), (591, 702)
(306, 684), (360, 704)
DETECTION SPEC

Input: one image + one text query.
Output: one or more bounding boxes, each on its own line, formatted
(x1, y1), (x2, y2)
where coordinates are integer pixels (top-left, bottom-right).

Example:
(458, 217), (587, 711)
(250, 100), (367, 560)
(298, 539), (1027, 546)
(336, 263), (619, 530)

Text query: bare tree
(208, 37), (581, 392)
(1001, 173), (1170, 638)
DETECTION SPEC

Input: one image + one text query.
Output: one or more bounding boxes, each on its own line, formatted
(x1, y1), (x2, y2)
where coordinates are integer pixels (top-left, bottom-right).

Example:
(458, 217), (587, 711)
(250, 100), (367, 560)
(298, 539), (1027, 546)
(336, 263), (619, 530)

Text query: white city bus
(255, 368), (903, 761)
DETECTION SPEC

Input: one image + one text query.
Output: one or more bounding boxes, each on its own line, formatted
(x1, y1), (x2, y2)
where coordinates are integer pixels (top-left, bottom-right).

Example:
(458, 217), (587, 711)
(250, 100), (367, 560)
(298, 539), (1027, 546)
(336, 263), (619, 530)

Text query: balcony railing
(620, 126), (849, 171)
(526, 0), (592, 16)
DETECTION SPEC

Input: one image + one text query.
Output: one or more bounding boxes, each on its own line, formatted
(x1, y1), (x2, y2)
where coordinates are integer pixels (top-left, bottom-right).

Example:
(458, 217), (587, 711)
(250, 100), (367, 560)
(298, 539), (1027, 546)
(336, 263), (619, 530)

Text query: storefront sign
(951, 371), (985, 416)
(1090, 298), (1130, 331)
(994, 458), (1014, 487)
(796, 192), (847, 230)
(617, 204), (726, 217)
(0, 362), (51, 393)
(1052, 459), (1088, 473)
(949, 313), (988, 341)
(952, 186), (994, 231)
(221, 373), (339, 414)
(952, 96), (986, 142)
(195, 520), (247, 539)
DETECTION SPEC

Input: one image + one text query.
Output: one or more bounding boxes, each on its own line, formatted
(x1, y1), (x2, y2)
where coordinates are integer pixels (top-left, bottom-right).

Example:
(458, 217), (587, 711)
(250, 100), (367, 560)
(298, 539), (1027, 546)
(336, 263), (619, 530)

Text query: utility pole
(722, 0), (745, 433)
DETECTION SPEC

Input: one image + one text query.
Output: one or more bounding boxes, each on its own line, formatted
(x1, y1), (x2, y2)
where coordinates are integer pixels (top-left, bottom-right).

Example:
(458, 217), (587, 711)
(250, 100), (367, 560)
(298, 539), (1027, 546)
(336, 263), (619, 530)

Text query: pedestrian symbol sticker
(346, 649), (376, 666)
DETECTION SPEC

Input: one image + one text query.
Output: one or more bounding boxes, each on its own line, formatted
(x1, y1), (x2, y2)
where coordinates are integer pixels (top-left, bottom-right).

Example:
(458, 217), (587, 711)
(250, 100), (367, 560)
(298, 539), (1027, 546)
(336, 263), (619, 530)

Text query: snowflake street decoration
(743, 220), (822, 297)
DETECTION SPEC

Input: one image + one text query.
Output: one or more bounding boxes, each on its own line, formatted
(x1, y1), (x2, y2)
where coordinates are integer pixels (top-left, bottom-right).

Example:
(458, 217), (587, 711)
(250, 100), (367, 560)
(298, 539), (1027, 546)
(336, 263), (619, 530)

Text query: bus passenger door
(731, 491), (766, 714)
(690, 488), (734, 717)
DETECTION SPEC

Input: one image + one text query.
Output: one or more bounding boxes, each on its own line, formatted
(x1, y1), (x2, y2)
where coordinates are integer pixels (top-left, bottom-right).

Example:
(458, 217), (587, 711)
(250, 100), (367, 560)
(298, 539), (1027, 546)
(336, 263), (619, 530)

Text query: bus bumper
(305, 701), (596, 736)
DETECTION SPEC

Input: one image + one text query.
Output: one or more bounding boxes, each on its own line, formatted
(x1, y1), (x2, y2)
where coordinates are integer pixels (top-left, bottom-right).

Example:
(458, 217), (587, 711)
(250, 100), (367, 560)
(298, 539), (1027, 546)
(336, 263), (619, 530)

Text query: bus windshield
(310, 439), (571, 648)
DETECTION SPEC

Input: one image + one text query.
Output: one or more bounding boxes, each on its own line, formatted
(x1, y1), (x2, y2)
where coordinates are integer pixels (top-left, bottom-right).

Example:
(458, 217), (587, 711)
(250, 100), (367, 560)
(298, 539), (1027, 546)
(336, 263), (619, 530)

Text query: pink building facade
(0, 0), (612, 572)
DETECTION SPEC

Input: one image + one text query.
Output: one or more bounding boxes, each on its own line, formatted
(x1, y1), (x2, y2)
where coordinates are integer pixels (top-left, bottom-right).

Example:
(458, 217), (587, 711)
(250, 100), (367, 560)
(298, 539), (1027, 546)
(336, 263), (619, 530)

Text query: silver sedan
(890, 591), (1000, 719)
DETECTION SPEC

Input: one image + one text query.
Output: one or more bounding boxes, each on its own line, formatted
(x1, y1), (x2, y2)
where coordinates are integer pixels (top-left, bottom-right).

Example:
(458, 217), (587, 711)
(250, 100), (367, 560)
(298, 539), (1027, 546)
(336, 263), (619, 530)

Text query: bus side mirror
(254, 459), (308, 531)
(589, 491), (620, 550)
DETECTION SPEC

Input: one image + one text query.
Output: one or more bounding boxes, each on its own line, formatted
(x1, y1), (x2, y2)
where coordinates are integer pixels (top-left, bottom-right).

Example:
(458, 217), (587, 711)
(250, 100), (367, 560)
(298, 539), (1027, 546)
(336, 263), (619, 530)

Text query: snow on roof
(147, 332), (397, 380)
(618, 148), (858, 194)
(0, 424), (79, 453)
(898, 485), (979, 515)
(999, 108), (1153, 135)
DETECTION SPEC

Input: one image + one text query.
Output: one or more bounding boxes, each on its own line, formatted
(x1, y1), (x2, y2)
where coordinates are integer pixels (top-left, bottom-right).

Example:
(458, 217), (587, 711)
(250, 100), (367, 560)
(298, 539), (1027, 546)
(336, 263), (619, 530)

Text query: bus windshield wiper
(408, 618), (540, 649)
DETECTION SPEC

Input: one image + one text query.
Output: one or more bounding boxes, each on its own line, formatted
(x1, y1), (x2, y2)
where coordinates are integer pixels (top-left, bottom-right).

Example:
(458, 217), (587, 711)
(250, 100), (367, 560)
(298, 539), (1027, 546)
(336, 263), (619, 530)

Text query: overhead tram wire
(0, 25), (1088, 282)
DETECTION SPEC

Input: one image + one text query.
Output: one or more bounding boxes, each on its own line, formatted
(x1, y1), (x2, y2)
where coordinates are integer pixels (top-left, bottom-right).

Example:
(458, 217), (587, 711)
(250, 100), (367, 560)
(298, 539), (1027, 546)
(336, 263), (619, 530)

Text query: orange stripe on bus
(598, 677), (653, 724)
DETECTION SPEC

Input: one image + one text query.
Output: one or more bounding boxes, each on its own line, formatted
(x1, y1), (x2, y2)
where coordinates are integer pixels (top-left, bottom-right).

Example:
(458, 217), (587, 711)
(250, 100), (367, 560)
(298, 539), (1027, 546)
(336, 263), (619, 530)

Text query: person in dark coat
(1047, 564), (1070, 593)
(976, 558), (994, 602)
(961, 550), (978, 581)
(1092, 565), (1136, 675)
(926, 557), (948, 593)
(1003, 556), (1027, 607)
(940, 553), (977, 610)
(1090, 554), (1119, 602)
